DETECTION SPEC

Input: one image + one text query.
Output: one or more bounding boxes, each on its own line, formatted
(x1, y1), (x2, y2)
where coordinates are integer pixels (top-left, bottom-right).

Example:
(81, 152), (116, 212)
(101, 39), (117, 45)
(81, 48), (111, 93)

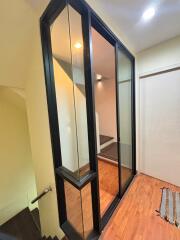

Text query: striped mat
(158, 188), (180, 228)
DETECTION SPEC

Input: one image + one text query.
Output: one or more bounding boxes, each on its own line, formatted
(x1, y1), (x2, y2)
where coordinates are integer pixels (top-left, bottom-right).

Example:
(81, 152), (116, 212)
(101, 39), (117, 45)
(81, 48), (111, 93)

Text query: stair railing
(31, 186), (52, 204)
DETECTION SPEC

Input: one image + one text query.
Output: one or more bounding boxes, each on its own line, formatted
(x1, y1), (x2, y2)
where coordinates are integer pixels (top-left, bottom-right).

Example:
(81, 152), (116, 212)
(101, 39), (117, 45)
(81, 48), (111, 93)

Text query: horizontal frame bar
(56, 167), (97, 190)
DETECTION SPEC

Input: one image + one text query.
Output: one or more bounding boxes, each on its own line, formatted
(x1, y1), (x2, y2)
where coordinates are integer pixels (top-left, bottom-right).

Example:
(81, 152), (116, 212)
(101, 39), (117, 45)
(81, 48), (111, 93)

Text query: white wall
(0, 87), (37, 224)
(137, 36), (180, 186)
(95, 79), (117, 139)
(137, 36), (180, 75)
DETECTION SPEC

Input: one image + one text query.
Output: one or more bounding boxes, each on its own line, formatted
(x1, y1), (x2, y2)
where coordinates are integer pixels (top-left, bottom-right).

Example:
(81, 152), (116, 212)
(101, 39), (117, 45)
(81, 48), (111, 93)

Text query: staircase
(42, 237), (59, 240)
(100, 135), (114, 150)
(0, 208), (59, 240)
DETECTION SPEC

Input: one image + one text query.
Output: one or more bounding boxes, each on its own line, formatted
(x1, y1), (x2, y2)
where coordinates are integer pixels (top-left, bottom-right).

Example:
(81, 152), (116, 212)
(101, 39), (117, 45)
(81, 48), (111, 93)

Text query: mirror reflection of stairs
(0, 208), (59, 240)
(99, 135), (118, 162)
(100, 135), (114, 150)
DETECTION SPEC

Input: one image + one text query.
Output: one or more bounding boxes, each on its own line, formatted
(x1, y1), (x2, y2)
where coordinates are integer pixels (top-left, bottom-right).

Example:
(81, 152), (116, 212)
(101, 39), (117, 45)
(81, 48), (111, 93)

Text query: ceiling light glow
(96, 74), (102, 81)
(142, 7), (155, 21)
(74, 42), (82, 49)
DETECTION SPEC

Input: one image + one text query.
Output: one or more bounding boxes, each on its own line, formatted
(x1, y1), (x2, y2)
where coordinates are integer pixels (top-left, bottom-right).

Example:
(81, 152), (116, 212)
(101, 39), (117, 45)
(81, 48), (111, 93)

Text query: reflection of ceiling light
(96, 74), (102, 81)
(142, 7), (155, 21)
(74, 42), (82, 49)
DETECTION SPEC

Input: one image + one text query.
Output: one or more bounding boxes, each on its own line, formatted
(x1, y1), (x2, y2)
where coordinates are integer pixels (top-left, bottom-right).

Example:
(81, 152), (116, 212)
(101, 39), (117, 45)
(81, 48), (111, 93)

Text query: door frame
(40, 0), (136, 239)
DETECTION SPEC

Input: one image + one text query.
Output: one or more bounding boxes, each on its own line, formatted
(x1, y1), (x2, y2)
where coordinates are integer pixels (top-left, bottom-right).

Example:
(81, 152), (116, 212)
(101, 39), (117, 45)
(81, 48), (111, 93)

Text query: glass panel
(117, 50), (133, 189)
(81, 183), (94, 239)
(91, 27), (119, 216)
(64, 181), (94, 239)
(64, 181), (84, 238)
(50, 5), (90, 179)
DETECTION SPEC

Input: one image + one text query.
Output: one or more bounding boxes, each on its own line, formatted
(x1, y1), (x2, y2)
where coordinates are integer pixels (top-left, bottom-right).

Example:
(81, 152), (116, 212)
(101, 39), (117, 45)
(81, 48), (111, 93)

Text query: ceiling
(96, 0), (180, 52)
(27, 0), (180, 53)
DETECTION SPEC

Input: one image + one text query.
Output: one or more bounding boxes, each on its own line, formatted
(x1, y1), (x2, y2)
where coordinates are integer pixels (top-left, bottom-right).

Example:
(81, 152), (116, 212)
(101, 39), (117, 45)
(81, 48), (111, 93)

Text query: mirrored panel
(117, 49), (133, 190)
(64, 181), (84, 238)
(64, 181), (94, 239)
(91, 27), (119, 216)
(50, 5), (90, 179)
(81, 183), (94, 239)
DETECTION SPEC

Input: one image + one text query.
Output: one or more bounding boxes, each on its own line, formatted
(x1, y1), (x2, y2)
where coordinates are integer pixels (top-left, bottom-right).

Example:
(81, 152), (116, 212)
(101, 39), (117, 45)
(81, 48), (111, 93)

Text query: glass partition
(117, 49), (133, 190)
(91, 27), (119, 216)
(50, 5), (90, 179)
(41, 0), (135, 238)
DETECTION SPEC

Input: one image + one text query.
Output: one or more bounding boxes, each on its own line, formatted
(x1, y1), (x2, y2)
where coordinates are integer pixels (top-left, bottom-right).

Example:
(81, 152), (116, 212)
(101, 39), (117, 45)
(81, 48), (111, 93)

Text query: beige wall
(0, 87), (37, 224)
(95, 79), (117, 140)
(0, 0), (36, 89)
(0, 0), (62, 238)
(25, 19), (63, 240)
(136, 36), (180, 186)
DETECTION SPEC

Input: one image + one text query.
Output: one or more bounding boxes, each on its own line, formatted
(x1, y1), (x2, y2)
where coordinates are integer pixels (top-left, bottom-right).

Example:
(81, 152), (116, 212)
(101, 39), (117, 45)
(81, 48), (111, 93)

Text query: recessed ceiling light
(142, 7), (155, 21)
(96, 74), (102, 81)
(74, 42), (82, 49)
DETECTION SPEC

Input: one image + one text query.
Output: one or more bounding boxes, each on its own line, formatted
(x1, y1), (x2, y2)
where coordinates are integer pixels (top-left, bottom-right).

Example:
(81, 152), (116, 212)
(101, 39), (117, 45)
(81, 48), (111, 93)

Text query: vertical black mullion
(131, 58), (136, 175)
(115, 44), (122, 197)
(40, 19), (67, 224)
(82, 10), (101, 233)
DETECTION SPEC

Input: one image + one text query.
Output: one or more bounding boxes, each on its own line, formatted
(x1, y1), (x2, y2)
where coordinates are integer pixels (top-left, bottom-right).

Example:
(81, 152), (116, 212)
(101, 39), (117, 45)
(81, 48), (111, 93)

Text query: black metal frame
(40, 0), (136, 239)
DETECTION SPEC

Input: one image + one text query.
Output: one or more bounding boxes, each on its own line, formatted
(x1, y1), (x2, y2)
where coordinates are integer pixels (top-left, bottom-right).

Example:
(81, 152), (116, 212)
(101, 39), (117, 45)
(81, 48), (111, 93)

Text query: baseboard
(139, 172), (180, 188)
(98, 156), (118, 166)
(98, 156), (132, 170)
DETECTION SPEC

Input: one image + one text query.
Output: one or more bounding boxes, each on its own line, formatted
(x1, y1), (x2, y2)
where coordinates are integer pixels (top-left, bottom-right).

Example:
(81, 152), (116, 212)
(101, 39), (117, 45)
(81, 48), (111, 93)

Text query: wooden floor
(100, 174), (180, 240)
(98, 159), (132, 215)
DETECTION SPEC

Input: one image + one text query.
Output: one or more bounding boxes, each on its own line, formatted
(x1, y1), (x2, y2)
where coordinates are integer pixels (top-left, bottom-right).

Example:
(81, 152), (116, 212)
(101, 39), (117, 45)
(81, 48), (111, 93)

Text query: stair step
(99, 142), (118, 161)
(0, 233), (17, 240)
(100, 135), (113, 145)
(61, 237), (68, 240)
(31, 208), (41, 232)
(0, 207), (41, 240)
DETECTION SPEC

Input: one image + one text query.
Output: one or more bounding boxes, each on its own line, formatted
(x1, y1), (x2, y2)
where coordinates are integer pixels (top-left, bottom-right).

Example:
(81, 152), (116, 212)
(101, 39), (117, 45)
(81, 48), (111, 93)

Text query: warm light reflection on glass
(74, 42), (82, 49)
(97, 81), (103, 89)
(96, 74), (102, 81)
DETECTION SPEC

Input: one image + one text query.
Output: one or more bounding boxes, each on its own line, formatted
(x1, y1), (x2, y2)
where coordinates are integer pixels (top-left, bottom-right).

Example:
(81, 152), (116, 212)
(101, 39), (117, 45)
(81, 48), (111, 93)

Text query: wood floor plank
(98, 159), (131, 215)
(100, 174), (180, 240)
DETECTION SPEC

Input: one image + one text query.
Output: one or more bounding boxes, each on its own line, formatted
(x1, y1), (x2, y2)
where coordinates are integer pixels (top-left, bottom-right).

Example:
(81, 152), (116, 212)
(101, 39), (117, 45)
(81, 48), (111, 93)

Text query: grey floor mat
(159, 188), (180, 228)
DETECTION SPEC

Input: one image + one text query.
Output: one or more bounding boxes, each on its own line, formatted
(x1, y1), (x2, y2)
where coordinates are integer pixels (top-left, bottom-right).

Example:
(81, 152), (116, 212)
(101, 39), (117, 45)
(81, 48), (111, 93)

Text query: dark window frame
(40, 0), (136, 239)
